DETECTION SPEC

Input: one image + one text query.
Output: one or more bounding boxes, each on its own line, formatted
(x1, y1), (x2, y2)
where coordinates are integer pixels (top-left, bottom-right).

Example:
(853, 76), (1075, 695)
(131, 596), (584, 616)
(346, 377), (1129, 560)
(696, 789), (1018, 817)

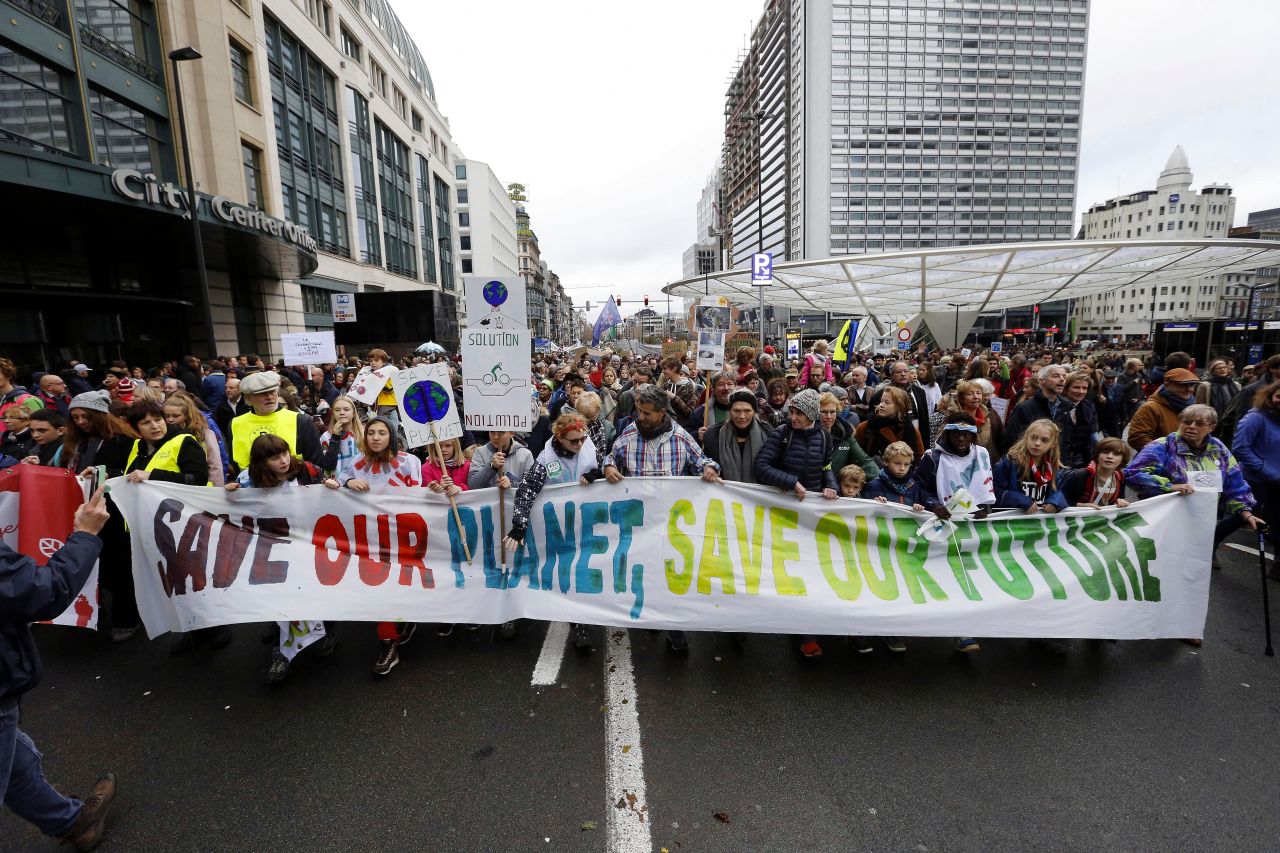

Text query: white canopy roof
(664, 240), (1280, 331)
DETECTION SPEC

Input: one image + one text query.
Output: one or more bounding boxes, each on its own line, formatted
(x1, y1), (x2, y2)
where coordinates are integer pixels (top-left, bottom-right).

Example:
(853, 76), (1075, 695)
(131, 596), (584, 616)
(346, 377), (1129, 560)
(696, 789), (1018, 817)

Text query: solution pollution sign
(391, 362), (463, 448)
(461, 275), (532, 431)
(109, 478), (1216, 641)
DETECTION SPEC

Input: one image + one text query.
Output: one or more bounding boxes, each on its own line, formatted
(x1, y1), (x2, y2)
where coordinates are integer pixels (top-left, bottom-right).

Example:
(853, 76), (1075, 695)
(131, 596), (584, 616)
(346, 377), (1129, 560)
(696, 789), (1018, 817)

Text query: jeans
(0, 700), (82, 837)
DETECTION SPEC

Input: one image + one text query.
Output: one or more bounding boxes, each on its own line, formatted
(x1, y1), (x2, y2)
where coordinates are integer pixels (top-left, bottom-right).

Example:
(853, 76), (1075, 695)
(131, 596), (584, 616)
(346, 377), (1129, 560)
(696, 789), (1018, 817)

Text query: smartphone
(95, 465), (108, 491)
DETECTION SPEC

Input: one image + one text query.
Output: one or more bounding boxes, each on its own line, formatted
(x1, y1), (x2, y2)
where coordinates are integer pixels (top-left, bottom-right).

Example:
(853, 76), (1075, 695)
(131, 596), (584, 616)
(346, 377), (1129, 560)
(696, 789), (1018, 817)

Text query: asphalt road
(4, 531), (1279, 852)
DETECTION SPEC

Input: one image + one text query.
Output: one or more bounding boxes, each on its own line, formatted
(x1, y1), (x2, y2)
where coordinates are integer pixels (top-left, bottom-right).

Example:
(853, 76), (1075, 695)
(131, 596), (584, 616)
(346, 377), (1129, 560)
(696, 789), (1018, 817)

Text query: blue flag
(592, 297), (622, 346)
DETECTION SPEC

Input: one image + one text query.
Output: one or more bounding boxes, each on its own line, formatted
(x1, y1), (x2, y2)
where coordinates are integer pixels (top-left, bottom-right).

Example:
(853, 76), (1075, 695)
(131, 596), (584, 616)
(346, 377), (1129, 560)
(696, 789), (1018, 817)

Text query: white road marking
(1225, 543), (1274, 561)
(605, 629), (651, 853)
(530, 621), (570, 686)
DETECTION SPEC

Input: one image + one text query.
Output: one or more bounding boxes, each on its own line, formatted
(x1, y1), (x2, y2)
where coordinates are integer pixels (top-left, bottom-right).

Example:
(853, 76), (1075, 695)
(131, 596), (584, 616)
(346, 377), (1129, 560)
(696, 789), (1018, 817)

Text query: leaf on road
(622, 744), (632, 753)
(713, 812), (731, 824)
(581, 821), (597, 831)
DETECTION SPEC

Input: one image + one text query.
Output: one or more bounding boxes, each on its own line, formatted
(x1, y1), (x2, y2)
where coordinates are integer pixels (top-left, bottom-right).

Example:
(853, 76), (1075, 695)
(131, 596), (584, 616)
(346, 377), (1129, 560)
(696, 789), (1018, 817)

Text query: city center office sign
(109, 168), (319, 254)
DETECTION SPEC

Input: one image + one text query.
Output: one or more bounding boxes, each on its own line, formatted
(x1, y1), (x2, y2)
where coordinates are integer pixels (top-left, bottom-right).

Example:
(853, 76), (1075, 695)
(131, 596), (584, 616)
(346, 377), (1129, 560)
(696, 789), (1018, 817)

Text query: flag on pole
(592, 296), (622, 346)
(832, 318), (859, 368)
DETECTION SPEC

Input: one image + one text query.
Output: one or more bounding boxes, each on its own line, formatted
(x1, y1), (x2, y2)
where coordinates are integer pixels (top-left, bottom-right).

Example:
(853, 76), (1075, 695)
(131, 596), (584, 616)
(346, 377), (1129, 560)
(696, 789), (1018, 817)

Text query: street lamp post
(167, 47), (217, 358)
(946, 302), (964, 351)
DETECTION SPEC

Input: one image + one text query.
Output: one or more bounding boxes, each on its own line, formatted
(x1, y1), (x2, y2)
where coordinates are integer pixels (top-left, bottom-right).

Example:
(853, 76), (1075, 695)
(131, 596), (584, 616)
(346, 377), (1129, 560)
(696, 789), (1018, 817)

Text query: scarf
(636, 413), (673, 442)
(875, 469), (914, 497)
(1207, 375), (1236, 413)
(1158, 386), (1195, 414)
(716, 420), (766, 483)
(1026, 458), (1055, 487)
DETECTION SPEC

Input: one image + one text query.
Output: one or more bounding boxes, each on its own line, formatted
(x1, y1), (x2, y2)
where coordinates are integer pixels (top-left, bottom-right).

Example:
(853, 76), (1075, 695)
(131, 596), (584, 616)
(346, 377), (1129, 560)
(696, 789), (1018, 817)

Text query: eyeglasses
(1181, 420), (1214, 428)
(562, 435), (586, 445)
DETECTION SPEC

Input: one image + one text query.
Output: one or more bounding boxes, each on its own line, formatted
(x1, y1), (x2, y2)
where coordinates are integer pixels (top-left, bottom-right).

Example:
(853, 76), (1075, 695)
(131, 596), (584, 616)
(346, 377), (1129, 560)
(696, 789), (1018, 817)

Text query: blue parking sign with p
(751, 252), (773, 286)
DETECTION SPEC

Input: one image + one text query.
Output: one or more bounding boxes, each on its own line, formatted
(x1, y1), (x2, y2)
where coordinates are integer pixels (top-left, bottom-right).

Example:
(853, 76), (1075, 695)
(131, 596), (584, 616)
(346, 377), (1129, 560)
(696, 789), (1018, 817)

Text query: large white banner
(108, 479), (1218, 640)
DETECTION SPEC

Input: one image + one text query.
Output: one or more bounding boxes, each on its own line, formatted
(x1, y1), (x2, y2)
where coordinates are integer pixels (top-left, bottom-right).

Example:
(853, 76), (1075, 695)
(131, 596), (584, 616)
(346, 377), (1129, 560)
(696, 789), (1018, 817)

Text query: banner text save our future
(110, 479), (1217, 639)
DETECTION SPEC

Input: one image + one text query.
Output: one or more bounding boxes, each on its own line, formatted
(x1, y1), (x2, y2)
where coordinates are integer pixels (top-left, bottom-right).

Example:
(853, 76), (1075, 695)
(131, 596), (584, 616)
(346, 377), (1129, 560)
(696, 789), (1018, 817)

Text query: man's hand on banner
(73, 485), (110, 536)
(125, 470), (150, 483)
(603, 465), (624, 484)
(701, 469), (723, 484)
(1171, 483), (1195, 496)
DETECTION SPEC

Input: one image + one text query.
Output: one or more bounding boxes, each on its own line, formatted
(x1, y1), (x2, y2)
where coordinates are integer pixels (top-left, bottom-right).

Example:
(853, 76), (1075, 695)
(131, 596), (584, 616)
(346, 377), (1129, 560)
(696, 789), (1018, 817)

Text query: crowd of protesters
(1, 338), (1278, 682)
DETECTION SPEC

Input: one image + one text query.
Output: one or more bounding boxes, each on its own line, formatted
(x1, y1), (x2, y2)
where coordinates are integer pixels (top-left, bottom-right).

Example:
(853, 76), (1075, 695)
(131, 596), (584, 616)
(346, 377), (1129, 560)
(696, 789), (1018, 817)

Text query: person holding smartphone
(1, 486), (120, 850)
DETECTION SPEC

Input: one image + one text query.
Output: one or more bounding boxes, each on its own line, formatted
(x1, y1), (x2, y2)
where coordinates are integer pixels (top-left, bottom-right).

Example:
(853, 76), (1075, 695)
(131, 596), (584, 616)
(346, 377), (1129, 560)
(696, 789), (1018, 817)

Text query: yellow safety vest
(231, 408), (300, 469)
(126, 433), (210, 485)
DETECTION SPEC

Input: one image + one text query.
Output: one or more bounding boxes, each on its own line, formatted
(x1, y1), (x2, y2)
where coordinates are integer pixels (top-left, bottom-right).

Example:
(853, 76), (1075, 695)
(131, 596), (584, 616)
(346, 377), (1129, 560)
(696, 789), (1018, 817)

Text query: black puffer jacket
(753, 423), (837, 493)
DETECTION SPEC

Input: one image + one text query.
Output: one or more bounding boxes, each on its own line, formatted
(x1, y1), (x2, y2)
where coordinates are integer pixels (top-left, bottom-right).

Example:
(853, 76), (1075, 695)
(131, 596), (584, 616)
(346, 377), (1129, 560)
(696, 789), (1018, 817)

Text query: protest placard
(392, 362), (463, 447)
(280, 331), (337, 366)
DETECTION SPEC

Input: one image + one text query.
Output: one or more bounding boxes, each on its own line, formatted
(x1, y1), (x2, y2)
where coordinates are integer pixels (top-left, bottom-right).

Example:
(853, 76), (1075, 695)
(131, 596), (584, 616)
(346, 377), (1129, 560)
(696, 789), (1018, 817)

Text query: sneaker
(109, 625), (140, 644)
(265, 652), (290, 685)
(498, 620), (517, 640)
(799, 640), (823, 658)
(207, 626), (233, 651)
(852, 636), (874, 654)
(374, 640), (399, 676)
(883, 636), (907, 653)
(396, 622), (418, 646)
(954, 637), (981, 653)
(58, 772), (117, 852)
(314, 631), (338, 658)
(169, 632), (199, 656)
(666, 630), (689, 653)
(436, 624), (454, 637)
(572, 623), (593, 652)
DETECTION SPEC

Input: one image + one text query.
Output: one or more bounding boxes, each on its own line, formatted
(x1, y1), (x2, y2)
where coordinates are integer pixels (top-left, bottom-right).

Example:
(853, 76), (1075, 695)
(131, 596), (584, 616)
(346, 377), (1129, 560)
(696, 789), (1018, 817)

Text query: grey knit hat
(69, 390), (111, 414)
(788, 388), (820, 423)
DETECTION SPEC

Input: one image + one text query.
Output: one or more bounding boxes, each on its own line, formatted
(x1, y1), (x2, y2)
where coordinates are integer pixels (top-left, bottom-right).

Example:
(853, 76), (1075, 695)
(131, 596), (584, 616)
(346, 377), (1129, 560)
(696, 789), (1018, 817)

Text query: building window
(265, 14), (349, 256)
(375, 119), (417, 278)
(300, 284), (331, 315)
(74, 0), (158, 70)
(370, 60), (387, 97)
(88, 87), (167, 177)
(455, 163), (466, 180)
(459, 235), (471, 250)
(340, 25), (361, 62)
(411, 110), (423, 132)
(0, 42), (78, 157)
(393, 86), (407, 119)
(241, 141), (264, 209)
(415, 153), (437, 283)
(306, 0), (332, 35)
(458, 212), (470, 227)
(456, 188), (468, 204)
(229, 39), (253, 105)
(461, 258), (473, 273)
(434, 173), (454, 290)
(345, 87), (380, 264)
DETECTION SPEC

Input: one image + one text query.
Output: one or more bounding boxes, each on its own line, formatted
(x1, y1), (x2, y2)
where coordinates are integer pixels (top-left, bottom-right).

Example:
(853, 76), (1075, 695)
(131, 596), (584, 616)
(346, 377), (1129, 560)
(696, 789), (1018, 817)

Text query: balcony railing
(11, 0), (66, 31)
(78, 23), (161, 84)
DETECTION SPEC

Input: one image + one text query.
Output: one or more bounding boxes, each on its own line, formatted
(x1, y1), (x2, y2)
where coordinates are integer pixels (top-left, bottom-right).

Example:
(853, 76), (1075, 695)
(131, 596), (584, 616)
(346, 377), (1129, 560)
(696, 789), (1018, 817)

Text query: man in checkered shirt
(602, 383), (722, 652)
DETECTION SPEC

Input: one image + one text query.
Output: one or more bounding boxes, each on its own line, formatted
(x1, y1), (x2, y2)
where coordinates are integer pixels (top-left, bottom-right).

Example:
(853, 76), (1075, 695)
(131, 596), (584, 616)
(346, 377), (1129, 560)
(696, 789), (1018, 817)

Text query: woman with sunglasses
(503, 414), (599, 651)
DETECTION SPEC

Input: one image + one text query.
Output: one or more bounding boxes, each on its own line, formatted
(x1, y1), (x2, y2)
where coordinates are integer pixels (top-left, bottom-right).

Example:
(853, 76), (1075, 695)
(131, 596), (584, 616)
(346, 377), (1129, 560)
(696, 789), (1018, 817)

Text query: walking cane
(428, 425), (472, 564)
(1258, 522), (1273, 657)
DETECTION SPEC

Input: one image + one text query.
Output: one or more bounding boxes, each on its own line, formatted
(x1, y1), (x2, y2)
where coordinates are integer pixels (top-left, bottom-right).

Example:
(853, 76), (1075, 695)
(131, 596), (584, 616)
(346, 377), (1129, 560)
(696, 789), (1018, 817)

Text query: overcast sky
(401, 0), (1280, 315)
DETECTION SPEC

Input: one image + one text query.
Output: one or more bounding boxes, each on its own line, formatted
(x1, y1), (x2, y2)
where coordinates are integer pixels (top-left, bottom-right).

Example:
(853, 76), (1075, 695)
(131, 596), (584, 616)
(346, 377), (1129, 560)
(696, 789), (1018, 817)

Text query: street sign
(897, 327), (912, 343)
(896, 341), (910, 350)
(1248, 344), (1264, 365)
(989, 341), (1003, 353)
(798, 316), (806, 325)
(751, 252), (773, 286)
(330, 292), (357, 323)
(785, 330), (802, 360)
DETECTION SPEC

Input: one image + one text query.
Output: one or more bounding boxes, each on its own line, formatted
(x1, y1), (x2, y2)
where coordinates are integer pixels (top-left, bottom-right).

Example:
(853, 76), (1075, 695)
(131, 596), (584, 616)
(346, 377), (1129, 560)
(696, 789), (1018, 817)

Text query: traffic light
(1033, 304), (1040, 315)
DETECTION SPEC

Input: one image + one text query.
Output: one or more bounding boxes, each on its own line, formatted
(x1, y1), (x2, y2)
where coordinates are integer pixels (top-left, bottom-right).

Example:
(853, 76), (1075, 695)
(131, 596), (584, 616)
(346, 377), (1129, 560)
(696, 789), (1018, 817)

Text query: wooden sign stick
(428, 424), (472, 564)
(497, 458), (507, 570)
